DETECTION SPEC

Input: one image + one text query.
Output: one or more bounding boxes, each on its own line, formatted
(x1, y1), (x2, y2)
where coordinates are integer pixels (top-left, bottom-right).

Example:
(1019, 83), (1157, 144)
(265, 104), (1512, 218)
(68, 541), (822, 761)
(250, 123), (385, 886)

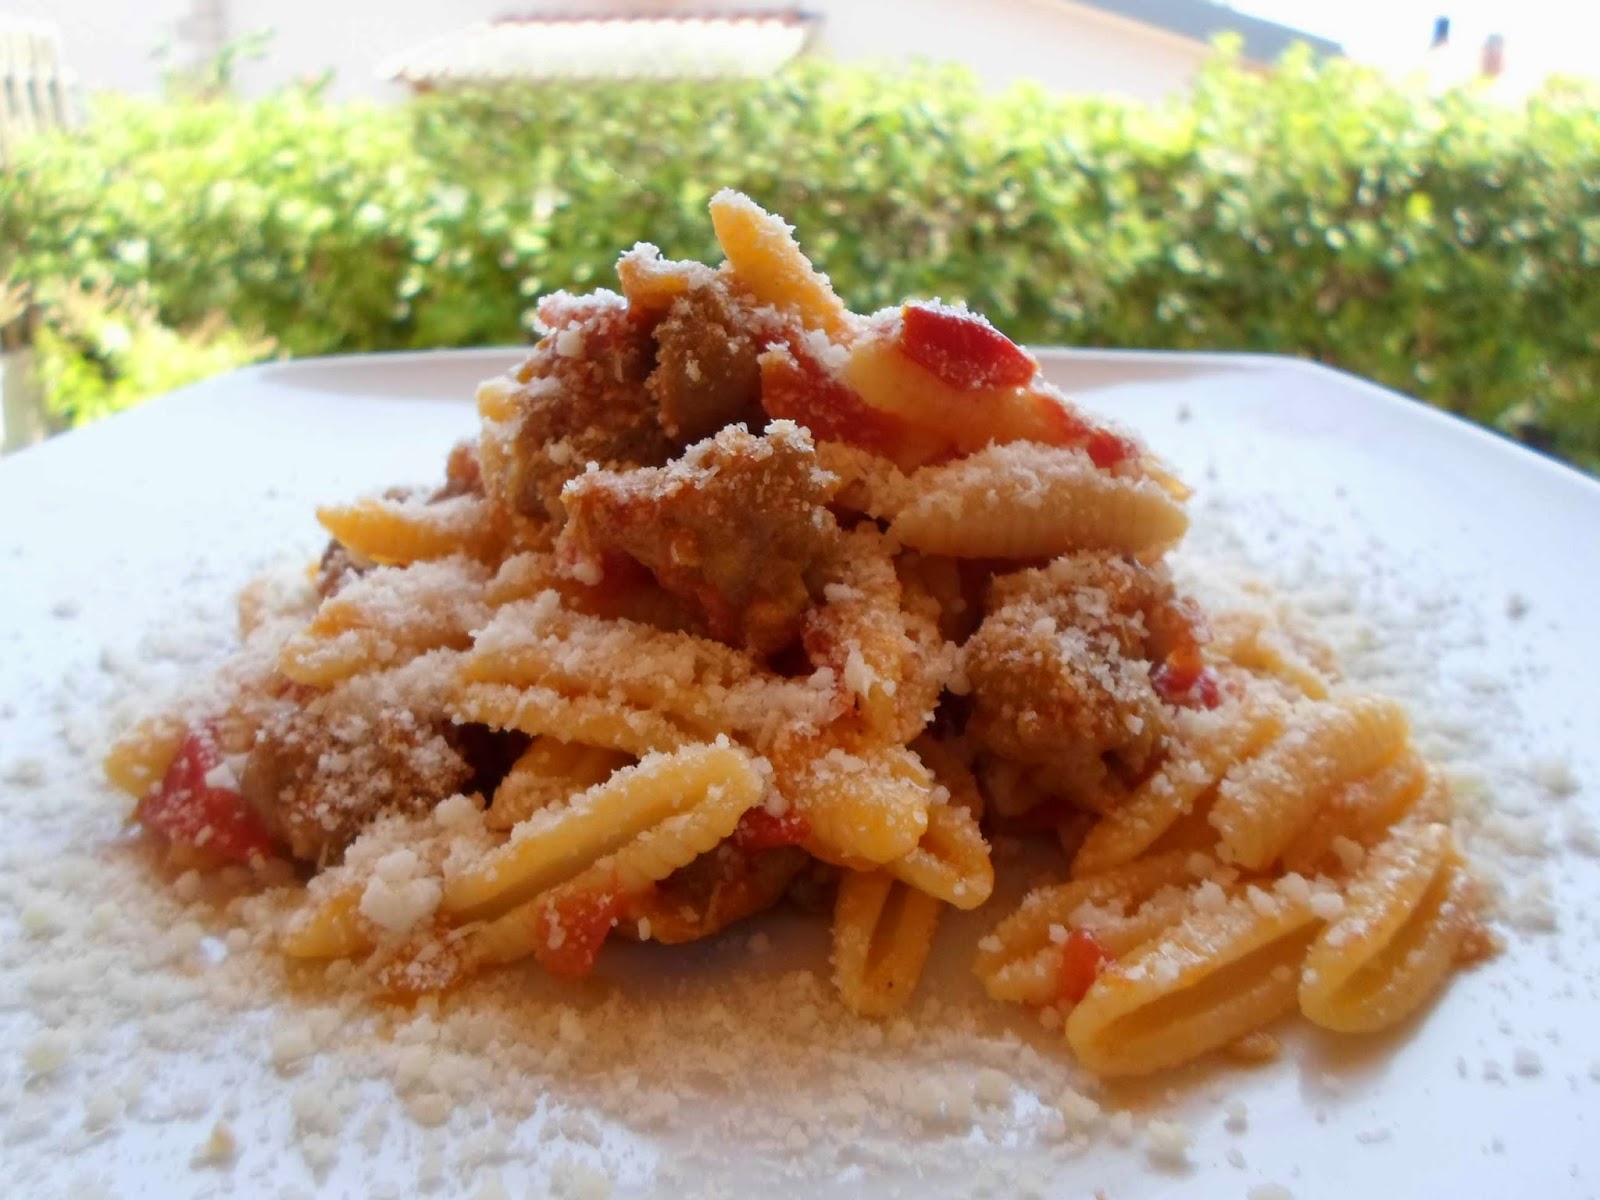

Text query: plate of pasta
(1, 192), (1597, 1199)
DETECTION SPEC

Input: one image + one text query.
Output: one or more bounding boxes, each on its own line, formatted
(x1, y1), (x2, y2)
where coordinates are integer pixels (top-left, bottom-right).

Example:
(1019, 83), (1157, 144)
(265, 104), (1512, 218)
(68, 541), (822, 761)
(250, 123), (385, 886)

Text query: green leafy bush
(30, 285), (272, 427)
(4, 48), (1598, 469)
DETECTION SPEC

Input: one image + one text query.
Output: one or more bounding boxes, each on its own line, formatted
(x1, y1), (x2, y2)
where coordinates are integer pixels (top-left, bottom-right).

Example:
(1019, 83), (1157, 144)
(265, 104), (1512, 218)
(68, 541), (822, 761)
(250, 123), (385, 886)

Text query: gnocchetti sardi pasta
(106, 190), (1493, 1080)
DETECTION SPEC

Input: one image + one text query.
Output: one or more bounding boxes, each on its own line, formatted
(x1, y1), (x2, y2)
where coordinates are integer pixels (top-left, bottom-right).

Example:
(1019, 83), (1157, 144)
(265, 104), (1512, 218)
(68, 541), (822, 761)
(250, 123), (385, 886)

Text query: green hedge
(4, 47), (1598, 469)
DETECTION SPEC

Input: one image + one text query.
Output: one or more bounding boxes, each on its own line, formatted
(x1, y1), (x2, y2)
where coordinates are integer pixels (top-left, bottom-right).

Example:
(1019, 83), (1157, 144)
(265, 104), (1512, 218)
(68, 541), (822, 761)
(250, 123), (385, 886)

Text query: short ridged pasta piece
(104, 713), (188, 799)
(804, 529), (951, 744)
(463, 594), (837, 746)
(615, 244), (717, 314)
(1209, 695), (1410, 870)
(485, 551), (697, 630)
(463, 867), (621, 974)
(887, 444), (1187, 561)
(451, 682), (699, 757)
(278, 558), (490, 687)
(464, 592), (751, 712)
(476, 375), (520, 423)
(1280, 750), (1429, 876)
(832, 870), (944, 1016)
(1408, 771), (1455, 824)
(281, 884), (368, 960)
(442, 741), (762, 921)
(709, 189), (852, 339)
(317, 493), (506, 566)
(1299, 821), (1475, 1033)
(1072, 700), (1286, 876)
(603, 772), (763, 895)
(975, 851), (1199, 1006)
(1210, 609), (1336, 699)
(484, 552), (566, 607)
(887, 801), (994, 910)
(1065, 888), (1322, 1077)
(487, 738), (633, 832)
(771, 740), (934, 867)
(466, 776), (761, 975)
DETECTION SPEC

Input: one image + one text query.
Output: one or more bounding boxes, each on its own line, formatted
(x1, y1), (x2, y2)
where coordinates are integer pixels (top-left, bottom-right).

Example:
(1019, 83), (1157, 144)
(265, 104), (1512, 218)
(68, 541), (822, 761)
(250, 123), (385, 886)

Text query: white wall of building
(816, 0), (1210, 101)
(15, 0), (1212, 103)
(4, 0), (191, 96)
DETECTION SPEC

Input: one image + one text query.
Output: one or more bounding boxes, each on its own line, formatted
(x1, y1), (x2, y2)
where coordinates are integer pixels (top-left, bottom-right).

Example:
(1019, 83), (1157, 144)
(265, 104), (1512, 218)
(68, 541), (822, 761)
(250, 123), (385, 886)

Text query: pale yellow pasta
(104, 713), (187, 798)
(1072, 700), (1287, 876)
(1065, 889), (1321, 1077)
(1408, 771), (1455, 823)
(1210, 608), (1336, 699)
(1299, 821), (1474, 1033)
(476, 374), (520, 423)
(975, 851), (1199, 1005)
(807, 529), (947, 744)
(465, 772), (758, 970)
(887, 802), (994, 910)
(105, 684), (272, 801)
(708, 188), (853, 339)
(1280, 750), (1429, 876)
(832, 870), (944, 1017)
(278, 557), (490, 686)
(984, 884), (1197, 1009)
(483, 551), (564, 606)
(463, 870), (610, 971)
(442, 741), (762, 920)
(887, 443), (1187, 561)
(318, 492), (505, 566)
(603, 773), (762, 894)
(475, 407), (536, 544)
(452, 682), (698, 757)
(484, 550), (696, 630)
(487, 738), (633, 832)
(772, 740), (933, 867)
(1209, 695), (1410, 870)
(463, 595), (830, 745)
(615, 244), (717, 314)
(464, 595), (751, 703)
(281, 884), (368, 960)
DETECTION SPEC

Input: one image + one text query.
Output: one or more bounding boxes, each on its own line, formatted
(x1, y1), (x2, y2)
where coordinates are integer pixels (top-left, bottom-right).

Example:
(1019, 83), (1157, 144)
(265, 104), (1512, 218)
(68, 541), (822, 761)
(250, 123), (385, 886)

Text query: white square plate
(1, 348), (1596, 1198)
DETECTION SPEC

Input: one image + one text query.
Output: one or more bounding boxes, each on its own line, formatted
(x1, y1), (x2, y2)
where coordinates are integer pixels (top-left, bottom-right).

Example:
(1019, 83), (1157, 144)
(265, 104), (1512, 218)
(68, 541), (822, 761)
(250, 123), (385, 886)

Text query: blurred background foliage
(3, 45), (1597, 470)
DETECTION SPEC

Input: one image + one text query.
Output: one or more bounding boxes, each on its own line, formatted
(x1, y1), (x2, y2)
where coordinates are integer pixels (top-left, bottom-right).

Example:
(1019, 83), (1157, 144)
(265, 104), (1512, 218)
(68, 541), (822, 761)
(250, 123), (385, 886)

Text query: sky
(1230, 1), (1600, 78)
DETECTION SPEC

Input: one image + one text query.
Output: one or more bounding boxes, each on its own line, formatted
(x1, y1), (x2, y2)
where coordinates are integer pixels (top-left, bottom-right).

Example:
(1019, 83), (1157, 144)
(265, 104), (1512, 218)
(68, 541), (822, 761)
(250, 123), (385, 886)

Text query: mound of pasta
(106, 191), (1489, 1078)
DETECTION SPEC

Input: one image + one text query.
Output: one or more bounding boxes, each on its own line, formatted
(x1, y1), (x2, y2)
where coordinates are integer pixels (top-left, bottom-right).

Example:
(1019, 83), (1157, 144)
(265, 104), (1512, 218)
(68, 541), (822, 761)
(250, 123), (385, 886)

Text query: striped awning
(379, 11), (817, 86)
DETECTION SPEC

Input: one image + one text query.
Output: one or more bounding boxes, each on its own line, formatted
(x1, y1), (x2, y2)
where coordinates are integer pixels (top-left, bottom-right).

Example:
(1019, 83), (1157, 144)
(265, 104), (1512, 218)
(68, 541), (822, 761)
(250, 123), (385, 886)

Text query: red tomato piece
(532, 884), (630, 980)
(731, 807), (811, 853)
(899, 302), (1038, 391)
(1083, 426), (1139, 470)
(134, 727), (277, 865)
(1151, 657), (1223, 710)
(1058, 928), (1114, 1005)
(1190, 668), (1223, 709)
